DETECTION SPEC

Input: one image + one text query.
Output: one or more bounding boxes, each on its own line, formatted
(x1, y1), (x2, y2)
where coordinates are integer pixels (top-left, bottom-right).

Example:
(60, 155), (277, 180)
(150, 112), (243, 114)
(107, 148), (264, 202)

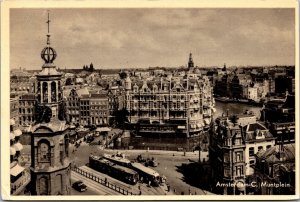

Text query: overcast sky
(10, 8), (295, 70)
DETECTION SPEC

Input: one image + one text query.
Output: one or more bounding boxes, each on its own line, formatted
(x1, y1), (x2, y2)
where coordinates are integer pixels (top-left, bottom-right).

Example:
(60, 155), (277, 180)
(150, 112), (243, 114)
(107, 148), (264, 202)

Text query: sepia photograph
(1, 0), (299, 200)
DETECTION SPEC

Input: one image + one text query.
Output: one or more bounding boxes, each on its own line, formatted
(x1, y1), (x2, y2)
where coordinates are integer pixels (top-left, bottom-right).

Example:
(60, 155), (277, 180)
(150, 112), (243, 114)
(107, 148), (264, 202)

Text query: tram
(89, 155), (139, 185)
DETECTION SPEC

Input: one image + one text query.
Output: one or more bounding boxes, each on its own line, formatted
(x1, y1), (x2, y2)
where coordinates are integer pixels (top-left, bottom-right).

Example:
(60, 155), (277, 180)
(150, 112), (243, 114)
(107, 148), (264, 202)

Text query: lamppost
(199, 129), (202, 163)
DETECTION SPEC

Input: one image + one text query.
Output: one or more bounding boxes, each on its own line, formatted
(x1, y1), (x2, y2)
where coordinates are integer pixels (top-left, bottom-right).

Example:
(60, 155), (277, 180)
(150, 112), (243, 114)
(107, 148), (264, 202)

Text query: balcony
(11, 170), (30, 195)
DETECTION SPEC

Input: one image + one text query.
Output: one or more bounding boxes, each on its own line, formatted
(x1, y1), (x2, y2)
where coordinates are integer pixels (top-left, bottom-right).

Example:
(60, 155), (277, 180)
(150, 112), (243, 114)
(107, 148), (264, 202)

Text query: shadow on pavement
(176, 161), (215, 194)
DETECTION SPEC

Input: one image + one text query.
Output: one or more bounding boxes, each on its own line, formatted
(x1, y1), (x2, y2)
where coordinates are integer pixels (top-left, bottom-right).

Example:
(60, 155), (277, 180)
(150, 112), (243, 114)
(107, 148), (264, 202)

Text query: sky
(10, 8), (295, 70)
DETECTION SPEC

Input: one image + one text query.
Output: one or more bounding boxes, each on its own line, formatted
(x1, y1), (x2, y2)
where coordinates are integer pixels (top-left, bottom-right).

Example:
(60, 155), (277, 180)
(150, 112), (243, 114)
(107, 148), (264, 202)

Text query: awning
(13, 129), (22, 137)
(10, 147), (16, 156)
(10, 164), (25, 177)
(14, 142), (23, 151)
(96, 127), (111, 132)
(10, 132), (15, 140)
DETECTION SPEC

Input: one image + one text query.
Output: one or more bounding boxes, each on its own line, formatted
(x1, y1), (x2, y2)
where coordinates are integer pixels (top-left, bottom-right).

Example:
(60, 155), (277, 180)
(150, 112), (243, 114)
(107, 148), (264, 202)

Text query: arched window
(38, 140), (51, 163)
(51, 81), (57, 102)
(37, 82), (41, 102)
(58, 81), (61, 100)
(43, 82), (48, 103)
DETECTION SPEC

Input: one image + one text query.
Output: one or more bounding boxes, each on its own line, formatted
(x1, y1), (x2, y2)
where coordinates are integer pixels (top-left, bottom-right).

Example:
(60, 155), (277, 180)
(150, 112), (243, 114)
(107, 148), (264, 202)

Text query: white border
(1, 0), (299, 200)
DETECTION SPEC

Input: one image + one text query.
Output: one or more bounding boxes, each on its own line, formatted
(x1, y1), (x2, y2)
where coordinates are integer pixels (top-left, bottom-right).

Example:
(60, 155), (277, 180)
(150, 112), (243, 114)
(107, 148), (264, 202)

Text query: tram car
(131, 162), (160, 187)
(89, 155), (139, 185)
(102, 153), (132, 167)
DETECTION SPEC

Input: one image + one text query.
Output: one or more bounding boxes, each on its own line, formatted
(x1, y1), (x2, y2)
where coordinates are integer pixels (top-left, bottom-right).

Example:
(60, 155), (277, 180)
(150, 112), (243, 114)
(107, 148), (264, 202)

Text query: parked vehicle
(72, 180), (87, 192)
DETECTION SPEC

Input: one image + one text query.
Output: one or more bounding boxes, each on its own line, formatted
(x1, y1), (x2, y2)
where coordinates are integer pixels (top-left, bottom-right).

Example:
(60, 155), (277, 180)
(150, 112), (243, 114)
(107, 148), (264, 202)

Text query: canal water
(214, 101), (262, 119)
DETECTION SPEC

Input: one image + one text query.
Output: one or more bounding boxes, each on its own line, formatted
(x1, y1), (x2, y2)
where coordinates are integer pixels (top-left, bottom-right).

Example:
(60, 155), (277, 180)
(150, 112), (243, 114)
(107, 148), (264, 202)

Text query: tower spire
(188, 52), (194, 69)
(46, 10), (51, 45)
(41, 10), (57, 64)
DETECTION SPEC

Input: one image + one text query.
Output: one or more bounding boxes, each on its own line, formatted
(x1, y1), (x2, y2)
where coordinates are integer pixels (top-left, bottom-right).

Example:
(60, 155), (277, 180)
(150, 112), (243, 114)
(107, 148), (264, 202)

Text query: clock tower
(29, 11), (71, 195)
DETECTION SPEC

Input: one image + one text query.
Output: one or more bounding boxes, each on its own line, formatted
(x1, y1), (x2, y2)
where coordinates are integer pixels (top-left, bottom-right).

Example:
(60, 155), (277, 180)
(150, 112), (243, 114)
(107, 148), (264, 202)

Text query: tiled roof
(76, 88), (90, 97)
(245, 122), (267, 132)
(256, 143), (295, 163)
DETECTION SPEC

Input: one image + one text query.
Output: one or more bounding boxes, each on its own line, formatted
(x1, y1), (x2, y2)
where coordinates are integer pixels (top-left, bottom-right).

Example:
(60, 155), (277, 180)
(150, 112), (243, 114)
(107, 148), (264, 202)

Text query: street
(70, 142), (214, 195)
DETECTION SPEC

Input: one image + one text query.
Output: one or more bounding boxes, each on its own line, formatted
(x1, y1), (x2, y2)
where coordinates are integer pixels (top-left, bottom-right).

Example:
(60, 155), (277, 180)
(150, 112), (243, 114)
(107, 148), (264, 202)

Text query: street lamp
(199, 129), (202, 163)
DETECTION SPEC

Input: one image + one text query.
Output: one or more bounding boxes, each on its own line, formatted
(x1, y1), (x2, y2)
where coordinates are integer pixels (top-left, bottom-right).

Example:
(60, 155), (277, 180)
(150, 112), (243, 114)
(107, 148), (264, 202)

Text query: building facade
(10, 95), (20, 127)
(89, 93), (109, 126)
(252, 144), (295, 195)
(18, 94), (36, 127)
(209, 118), (246, 195)
(10, 119), (30, 195)
(124, 54), (215, 150)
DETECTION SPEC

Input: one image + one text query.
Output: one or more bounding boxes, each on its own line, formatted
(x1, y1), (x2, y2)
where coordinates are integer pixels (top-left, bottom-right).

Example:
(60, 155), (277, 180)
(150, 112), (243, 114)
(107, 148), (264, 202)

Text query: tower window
(38, 140), (51, 163)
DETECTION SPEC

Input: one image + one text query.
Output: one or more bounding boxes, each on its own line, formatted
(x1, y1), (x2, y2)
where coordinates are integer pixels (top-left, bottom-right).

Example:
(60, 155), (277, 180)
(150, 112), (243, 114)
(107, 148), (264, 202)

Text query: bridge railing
(72, 166), (136, 195)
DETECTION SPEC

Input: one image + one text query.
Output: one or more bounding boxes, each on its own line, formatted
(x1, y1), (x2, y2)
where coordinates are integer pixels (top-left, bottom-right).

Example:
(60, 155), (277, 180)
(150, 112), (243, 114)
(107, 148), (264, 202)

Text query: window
(38, 141), (51, 162)
(236, 152), (243, 162)
(249, 147), (254, 156)
(258, 146), (263, 151)
(235, 166), (243, 176)
(266, 145), (272, 149)
(250, 160), (255, 166)
(224, 168), (230, 177)
(224, 153), (229, 163)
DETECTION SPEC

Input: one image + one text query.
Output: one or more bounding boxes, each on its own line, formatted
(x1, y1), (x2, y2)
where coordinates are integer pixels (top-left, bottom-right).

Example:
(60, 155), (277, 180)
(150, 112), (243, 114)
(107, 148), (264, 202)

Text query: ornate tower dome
(40, 10), (57, 66)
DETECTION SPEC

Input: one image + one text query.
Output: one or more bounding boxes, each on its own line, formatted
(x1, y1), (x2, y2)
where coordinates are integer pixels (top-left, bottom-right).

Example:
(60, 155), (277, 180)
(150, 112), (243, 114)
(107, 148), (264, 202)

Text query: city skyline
(10, 8), (295, 70)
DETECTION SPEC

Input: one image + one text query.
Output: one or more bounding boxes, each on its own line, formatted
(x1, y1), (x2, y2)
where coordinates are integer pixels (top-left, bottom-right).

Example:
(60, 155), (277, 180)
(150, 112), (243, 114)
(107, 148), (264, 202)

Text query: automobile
(144, 159), (158, 167)
(72, 180), (87, 192)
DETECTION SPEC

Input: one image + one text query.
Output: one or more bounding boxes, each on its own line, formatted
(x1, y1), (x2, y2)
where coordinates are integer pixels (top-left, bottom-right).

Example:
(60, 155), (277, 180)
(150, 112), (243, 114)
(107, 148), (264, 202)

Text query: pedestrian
(181, 191), (184, 195)
(173, 188), (176, 194)
(189, 188), (191, 195)
(139, 190), (142, 195)
(105, 177), (107, 185)
(167, 184), (170, 192)
(194, 191), (197, 195)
